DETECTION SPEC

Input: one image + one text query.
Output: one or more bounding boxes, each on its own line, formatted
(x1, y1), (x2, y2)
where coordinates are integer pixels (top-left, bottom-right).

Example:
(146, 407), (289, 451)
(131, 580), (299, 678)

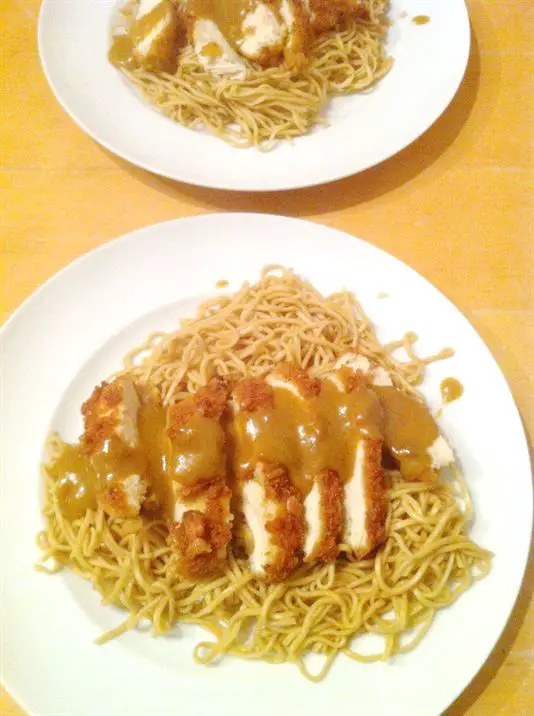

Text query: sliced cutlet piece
(242, 0), (311, 69)
(81, 377), (147, 518)
(167, 377), (232, 578)
(184, 0), (285, 68)
(232, 377), (305, 581)
(169, 481), (232, 579)
(304, 0), (370, 35)
(323, 368), (387, 558)
(187, 0), (310, 71)
(238, 2), (286, 66)
(97, 475), (147, 520)
(302, 467), (344, 562)
(377, 385), (454, 482)
(278, 0), (312, 69)
(244, 461), (304, 581)
(335, 353), (393, 387)
(131, 0), (186, 72)
(336, 352), (455, 480)
(342, 437), (386, 558)
(266, 363), (343, 563)
(191, 17), (248, 79)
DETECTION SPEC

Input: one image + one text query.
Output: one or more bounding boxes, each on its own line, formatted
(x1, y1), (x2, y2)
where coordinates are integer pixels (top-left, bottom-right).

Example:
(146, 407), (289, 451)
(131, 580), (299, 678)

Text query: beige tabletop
(1, 0), (533, 713)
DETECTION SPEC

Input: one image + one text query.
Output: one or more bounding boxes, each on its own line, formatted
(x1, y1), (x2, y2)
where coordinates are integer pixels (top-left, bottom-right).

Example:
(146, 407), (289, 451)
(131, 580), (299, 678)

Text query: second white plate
(38, 0), (470, 191)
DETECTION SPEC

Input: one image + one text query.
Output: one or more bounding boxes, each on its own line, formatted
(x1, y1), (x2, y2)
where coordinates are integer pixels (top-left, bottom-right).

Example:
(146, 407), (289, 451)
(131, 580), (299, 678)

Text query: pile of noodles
(123, 0), (392, 148)
(37, 266), (492, 681)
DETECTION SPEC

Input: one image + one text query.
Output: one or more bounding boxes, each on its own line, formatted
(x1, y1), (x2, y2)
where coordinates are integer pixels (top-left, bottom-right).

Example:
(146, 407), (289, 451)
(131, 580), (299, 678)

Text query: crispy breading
(307, 0), (369, 34)
(311, 468), (344, 562)
(334, 366), (369, 394)
(81, 377), (141, 455)
(360, 437), (387, 558)
(170, 480), (232, 578)
(283, 0), (313, 70)
(81, 381), (123, 453)
(167, 376), (229, 436)
(276, 362), (321, 399)
(262, 463), (305, 582)
(233, 378), (274, 413)
(98, 476), (147, 519)
(175, 477), (222, 501)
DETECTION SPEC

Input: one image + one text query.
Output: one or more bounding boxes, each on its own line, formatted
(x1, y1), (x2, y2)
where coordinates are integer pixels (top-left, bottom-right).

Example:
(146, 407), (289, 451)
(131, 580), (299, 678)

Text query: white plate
(1, 214), (531, 716)
(38, 0), (470, 191)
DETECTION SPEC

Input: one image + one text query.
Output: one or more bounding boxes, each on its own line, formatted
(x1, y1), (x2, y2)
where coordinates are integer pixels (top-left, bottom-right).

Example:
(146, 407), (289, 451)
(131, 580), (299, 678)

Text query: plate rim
(37, 0), (471, 192)
(1, 213), (532, 716)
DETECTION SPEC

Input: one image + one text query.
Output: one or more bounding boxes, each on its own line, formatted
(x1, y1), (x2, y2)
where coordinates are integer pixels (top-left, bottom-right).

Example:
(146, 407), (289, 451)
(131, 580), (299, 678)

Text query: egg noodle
(123, 0), (392, 148)
(37, 266), (492, 681)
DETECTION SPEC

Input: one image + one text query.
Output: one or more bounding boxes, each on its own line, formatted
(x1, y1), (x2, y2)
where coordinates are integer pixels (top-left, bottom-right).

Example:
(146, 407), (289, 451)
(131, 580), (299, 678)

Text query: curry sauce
(440, 377), (464, 405)
(49, 372), (450, 521)
(168, 412), (226, 485)
(48, 444), (99, 521)
(50, 401), (171, 521)
(376, 386), (439, 481)
(231, 379), (383, 496)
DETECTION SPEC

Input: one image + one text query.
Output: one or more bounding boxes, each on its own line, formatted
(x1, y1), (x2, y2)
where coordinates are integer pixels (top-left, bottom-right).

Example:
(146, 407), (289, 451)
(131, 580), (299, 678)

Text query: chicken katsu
(47, 355), (455, 582)
(107, 0), (391, 147)
(109, 0), (373, 74)
(167, 377), (233, 577)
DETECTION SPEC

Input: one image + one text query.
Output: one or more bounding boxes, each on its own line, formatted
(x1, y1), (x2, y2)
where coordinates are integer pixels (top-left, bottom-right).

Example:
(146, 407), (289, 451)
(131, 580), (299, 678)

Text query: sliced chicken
(109, 0), (371, 77)
(279, 0), (311, 69)
(167, 377), (232, 577)
(192, 18), (248, 78)
(81, 377), (147, 518)
(266, 364), (343, 563)
(335, 353), (393, 387)
(232, 376), (305, 580)
(377, 385), (455, 482)
(109, 0), (186, 73)
(239, 2), (286, 65)
(185, 0), (311, 71)
(169, 480), (232, 578)
(98, 475), (147, 519)
(302, 467), (344, 562)
(336, 352), (455, 481)
(240, 462), (304, 581)
(132, 0), (186, 72)
(322, 368), (387, 558)
(304, 0), (370, 35)
(342, 437), (386, 557)
(82, 377), (141, 451)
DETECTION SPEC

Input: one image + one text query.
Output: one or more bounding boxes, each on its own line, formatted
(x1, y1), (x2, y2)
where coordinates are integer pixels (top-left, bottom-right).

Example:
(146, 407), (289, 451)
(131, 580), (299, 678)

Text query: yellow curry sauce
(440, 377), (464, 405)
(49, 401), (171, 521)
(232, 380), (383, 496)
(49, 378), (447, 521)
(375, 386), (439, 482)
(168, 412), (226, 485)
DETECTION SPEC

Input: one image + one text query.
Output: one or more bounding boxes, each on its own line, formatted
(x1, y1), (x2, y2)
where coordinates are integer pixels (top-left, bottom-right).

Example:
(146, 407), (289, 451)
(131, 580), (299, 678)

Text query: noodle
(37, 266), (492, 680)
(123, 265), (449, 403)
(122, 1), (392, 148)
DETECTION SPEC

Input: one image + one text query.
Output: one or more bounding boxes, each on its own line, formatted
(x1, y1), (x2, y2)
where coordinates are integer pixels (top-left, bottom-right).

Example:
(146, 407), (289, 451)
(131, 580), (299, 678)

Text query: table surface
(1, 0), (533, 713)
